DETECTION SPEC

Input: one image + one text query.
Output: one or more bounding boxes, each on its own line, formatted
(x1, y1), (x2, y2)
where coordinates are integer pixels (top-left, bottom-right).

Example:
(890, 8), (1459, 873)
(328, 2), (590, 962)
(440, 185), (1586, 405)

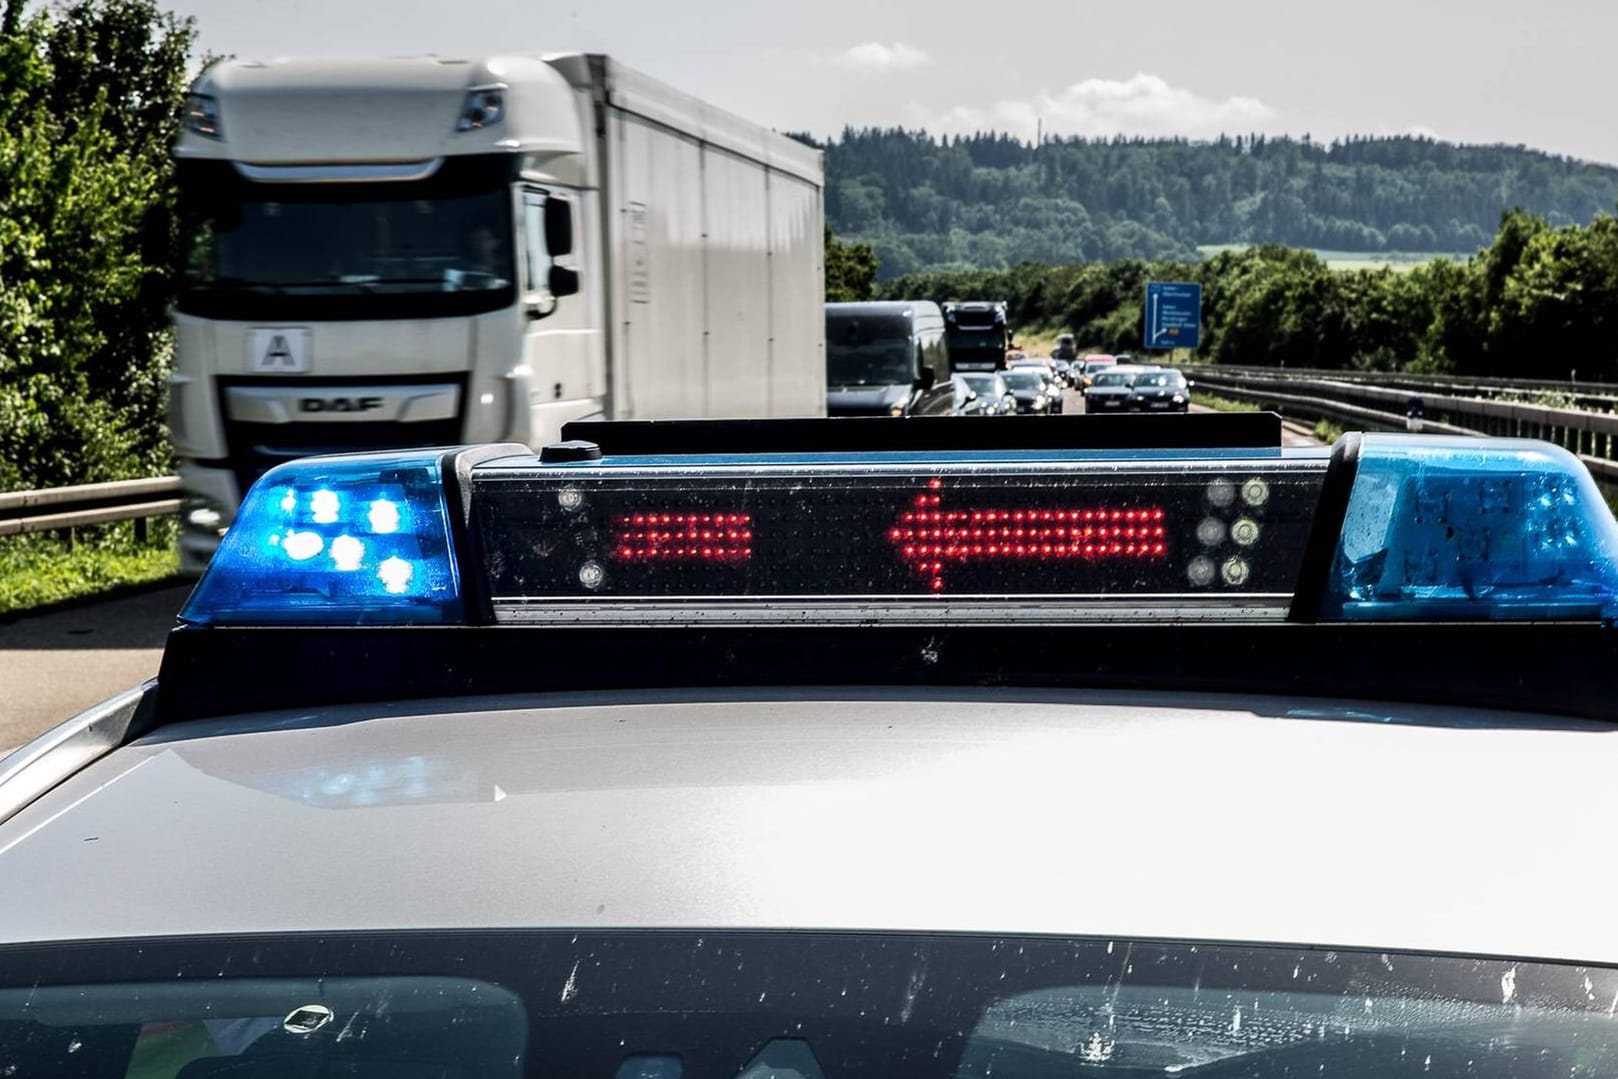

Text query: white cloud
(833, 42), (935, 72)
(912, 73), (1278, 140)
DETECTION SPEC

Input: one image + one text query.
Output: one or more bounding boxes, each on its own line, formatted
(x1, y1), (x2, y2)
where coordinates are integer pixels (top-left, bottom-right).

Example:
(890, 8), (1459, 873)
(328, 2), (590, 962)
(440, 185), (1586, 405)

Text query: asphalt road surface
(0, 401), (1319, 752)
(0, 583), (190, 754)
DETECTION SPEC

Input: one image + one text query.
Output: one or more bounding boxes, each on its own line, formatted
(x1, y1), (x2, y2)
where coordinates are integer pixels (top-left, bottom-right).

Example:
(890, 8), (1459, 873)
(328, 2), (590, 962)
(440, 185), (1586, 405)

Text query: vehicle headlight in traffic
(183, 93), (223, 138)
(183, 496), (228, 535)
(889, 404), (905, 417)
(456, 85), (506, 132)
(1173, 394), (1185, 404)
(1032, 397), (1048, 410)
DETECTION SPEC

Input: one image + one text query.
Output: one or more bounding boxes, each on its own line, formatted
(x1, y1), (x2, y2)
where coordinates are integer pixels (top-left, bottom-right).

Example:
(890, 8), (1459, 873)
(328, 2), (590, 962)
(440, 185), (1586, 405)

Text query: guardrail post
(135, 517), (148, 544)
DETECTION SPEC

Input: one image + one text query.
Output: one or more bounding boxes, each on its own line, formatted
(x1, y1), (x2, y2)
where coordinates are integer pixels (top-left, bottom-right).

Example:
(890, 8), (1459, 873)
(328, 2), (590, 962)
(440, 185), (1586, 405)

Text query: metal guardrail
(1193, 363), (1618, 408)
(0, 476), (183, 538)
(1187, 367), (1618, 484)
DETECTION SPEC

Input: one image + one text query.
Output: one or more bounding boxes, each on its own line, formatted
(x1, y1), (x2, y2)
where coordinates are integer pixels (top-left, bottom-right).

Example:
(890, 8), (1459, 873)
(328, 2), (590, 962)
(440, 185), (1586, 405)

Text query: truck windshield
(3, 931), (1616, 1079)
(827, 338), (916, 386)
(176, 160), (517, 321)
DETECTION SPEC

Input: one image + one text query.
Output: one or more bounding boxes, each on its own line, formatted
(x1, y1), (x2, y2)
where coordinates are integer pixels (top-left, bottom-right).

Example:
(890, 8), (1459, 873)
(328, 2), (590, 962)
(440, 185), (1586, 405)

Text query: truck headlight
(184, 93), (223, 139)
(456, 85), (506, 132)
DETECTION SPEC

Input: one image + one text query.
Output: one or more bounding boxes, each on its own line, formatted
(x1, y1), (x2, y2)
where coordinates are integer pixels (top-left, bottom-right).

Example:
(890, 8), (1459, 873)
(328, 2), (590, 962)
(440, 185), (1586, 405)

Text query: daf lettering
(300, 396), (384, 414)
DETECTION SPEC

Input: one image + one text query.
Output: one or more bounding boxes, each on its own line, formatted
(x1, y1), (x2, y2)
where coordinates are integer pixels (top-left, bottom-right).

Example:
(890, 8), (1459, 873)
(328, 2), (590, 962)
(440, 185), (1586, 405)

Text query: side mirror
(544, 195), (574, 257)
(549, 264), (580, 298)
(914, 365), (936, 391)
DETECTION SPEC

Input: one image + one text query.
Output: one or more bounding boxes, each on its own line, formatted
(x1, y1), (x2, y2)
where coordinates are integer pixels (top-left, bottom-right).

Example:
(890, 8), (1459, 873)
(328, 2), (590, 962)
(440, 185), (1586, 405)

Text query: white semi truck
(171, 53), (826, 572)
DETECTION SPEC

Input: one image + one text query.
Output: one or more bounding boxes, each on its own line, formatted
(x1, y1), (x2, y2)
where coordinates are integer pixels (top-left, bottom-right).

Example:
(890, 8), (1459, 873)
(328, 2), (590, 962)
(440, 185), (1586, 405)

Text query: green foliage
(1313, 419), (1347, 443)
(0, 0), (195, 492)
(0, 517), (179, 614)
(827, 129), (1618, 277)
(824, 227), (878, 302)
(880, 208), (1618, 383)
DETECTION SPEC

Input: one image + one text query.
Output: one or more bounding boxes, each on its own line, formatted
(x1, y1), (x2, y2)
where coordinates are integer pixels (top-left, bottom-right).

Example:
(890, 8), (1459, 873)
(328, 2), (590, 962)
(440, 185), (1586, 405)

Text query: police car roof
(3, 687), (1614, 962)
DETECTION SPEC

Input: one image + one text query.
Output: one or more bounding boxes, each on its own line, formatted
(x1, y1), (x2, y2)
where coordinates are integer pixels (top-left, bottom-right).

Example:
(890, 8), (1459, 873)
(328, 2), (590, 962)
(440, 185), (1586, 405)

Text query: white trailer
(171, 53), (825, 572)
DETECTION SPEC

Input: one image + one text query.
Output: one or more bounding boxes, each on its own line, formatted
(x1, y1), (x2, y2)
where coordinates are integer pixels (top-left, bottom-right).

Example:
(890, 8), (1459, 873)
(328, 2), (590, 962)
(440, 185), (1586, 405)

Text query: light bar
(180, 450), (462, 626)
(472, 459), (1329, 622)
(1321, 436), (1618, 622)
(174, 434), (1618, 631)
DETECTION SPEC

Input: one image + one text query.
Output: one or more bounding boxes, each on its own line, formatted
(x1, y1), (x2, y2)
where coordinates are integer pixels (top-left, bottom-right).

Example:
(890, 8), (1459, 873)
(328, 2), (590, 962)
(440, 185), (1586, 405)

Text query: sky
(161, 0), (1618, 166)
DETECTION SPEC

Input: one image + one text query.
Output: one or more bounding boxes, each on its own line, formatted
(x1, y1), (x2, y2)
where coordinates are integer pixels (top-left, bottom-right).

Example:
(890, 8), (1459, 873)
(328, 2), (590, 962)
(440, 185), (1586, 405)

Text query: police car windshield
(3, 932), (1615, 1078)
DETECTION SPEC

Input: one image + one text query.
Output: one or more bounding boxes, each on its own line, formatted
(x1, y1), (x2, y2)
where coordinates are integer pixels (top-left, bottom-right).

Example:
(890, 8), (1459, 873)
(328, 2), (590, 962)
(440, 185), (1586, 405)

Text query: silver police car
(3, 416), (1617, 1079)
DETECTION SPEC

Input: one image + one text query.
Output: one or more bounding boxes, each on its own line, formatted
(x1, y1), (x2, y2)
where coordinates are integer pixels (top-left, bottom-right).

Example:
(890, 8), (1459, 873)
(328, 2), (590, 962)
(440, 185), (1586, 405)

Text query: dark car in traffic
(906, 374), (999, 417)
(959, 372), (1016, 415)
(1083, 367), (1137, 412)
(1129, 368), (1191, 412)
(1002, 368), (1060, 414)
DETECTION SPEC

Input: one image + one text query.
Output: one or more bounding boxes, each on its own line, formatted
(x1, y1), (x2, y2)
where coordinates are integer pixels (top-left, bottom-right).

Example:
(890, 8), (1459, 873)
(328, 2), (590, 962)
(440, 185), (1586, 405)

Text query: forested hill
(813, 129), (1618, 277)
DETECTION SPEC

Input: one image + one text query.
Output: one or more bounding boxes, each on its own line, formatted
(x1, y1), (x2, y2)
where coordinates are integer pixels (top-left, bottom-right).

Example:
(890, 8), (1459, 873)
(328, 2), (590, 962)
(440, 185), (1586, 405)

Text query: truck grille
(217, 375), (467, 495)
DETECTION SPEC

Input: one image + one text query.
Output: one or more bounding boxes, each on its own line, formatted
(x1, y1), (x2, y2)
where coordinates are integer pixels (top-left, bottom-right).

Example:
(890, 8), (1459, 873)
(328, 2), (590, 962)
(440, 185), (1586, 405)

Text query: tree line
(811, 129), (1618, 279)
(875, 208), (1618, 382)
(0, 0), (193, 492)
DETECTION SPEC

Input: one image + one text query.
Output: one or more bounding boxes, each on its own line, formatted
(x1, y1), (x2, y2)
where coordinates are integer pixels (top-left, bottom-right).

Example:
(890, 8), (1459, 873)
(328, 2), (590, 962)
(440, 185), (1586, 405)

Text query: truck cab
(941, 301), (1009, 373)
(171, 54), (825, 574)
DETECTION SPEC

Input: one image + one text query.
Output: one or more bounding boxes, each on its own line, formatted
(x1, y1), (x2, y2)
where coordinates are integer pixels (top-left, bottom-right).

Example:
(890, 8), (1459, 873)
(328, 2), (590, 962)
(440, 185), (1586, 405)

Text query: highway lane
(1, 403), (1318, 751)
(0, 583), (189, 754)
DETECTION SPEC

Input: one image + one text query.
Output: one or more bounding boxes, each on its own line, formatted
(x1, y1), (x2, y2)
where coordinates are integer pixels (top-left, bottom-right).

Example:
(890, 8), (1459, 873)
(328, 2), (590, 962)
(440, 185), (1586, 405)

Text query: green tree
(825, 227), (879, 302)
(0, 0), (196, 490)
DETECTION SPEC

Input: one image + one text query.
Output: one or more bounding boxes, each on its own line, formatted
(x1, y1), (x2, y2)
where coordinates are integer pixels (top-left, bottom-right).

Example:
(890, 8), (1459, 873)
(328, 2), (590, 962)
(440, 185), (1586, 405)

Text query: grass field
(0, 518), (182, 616)
(1197, 244), (1466, 273)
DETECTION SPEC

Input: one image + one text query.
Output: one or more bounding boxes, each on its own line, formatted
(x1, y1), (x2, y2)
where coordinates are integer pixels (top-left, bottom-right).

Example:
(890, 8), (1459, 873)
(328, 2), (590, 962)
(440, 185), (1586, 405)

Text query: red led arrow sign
(890, 478), (1168, 593)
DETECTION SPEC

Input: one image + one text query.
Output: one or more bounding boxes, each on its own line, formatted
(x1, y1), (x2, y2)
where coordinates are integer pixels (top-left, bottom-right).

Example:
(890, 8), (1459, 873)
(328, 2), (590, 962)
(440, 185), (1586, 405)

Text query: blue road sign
(1145, 281), (1202, 351)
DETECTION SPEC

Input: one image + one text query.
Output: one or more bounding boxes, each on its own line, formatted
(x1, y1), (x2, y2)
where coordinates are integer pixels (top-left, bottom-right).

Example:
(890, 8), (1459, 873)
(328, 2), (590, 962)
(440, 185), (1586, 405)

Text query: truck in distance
(942, 301), (1009, 372)
(171, 53), (826, 573)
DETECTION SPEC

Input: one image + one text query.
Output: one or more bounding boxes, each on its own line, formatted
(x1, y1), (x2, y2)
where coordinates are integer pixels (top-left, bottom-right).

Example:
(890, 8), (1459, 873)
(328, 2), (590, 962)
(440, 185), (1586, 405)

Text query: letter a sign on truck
(248, 328), (312, 373)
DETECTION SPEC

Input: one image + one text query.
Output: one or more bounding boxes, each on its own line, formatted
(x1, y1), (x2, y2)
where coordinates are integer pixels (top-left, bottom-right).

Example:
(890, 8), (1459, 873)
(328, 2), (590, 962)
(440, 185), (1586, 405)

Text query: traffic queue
(825, 301), (1190, 418)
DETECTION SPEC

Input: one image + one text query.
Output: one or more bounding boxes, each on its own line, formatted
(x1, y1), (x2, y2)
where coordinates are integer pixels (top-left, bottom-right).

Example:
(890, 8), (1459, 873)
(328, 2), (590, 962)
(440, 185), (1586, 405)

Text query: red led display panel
(612, 512), (754, 563)
(892, 479), (1167, 591)
(474, 464), (1326, 601)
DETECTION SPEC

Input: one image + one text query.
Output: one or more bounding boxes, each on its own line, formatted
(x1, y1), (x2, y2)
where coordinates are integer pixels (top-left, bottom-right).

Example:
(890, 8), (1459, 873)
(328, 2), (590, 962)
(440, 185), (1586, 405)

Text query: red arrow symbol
(889, 478), (1169, 593)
